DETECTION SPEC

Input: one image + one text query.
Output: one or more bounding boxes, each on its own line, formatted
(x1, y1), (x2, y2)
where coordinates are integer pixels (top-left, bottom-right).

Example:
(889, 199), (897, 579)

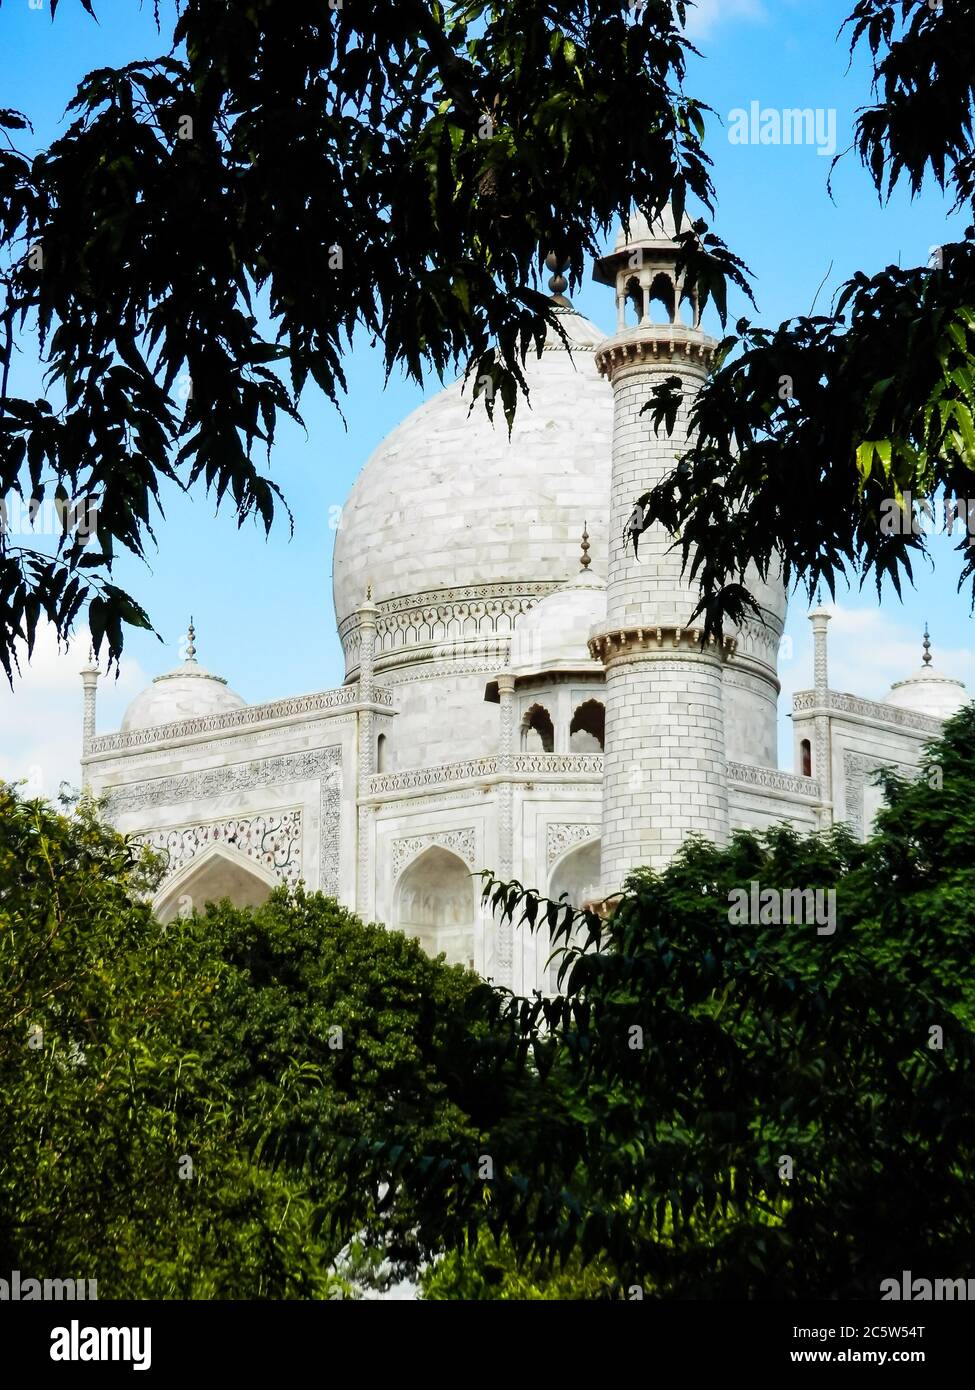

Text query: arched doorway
(152, 844), (278, 924)
(545, 837), (601, 992)
(394, 846), (475, 967)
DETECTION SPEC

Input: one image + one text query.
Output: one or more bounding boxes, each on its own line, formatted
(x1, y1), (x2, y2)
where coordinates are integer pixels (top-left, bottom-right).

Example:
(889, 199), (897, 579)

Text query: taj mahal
(78, 211), (969, 993)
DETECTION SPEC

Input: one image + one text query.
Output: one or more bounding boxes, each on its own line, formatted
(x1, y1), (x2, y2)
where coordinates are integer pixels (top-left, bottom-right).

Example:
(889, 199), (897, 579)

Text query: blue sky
(1, 0), (973, 794)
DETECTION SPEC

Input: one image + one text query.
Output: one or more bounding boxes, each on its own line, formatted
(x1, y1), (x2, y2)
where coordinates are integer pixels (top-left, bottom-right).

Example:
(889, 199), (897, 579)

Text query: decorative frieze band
(727, 761), (820, 799)
(366, 752), (604, 796)
(338, 582), (562, 676)
(368, 757), (499, 794)
(513, 752), (603, 775)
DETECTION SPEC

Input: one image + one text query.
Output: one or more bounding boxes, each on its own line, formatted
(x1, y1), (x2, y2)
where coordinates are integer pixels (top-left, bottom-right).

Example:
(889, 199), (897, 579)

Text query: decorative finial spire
(366, 583), (373, 602)
(186, 616), (196, 662)
(544, 250), (571, 304)
(580, 521), (591, 570)
(922, 622), (932, 667)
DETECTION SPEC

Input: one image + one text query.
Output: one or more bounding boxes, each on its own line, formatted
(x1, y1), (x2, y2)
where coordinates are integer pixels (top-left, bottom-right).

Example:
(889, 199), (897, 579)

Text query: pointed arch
(394, 845), (475, 967)
(678, 286), (698, 327)
(153, 842), (279, 924)
(623, 274), (644, 326)
(648, 271), (676, 324)
(521, 702), (555, 752)
(545, 837), (601, 993)
(569, 698), (605, 752)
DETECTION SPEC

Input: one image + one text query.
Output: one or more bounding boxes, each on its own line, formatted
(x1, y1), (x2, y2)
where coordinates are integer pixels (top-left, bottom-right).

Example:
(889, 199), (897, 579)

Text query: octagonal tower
(589, 208), (732, 886)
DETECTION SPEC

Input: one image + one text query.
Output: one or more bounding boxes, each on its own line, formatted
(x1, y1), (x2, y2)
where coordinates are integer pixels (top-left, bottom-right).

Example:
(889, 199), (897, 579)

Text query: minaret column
(492, 670), (516, 985)
(79, 651), (100, 791)
(590, 212), (733, 887)
(809, 605), (833, 822)
(356, 588), (379, 912)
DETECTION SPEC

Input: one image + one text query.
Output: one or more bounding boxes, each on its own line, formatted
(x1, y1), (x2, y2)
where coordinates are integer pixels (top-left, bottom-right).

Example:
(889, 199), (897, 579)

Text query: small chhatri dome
(507, 528), (607, 678)
(121, 617), (246, 732)
(885, 626), (968, 719)
(593, 203), (704, 333)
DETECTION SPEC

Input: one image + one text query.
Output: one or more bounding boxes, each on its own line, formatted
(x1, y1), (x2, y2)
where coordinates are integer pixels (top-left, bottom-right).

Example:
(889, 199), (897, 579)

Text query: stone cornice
(589, 626), (737, 663)
(595, 331), (717, 379)
(371, 641), (512, 680)
(727, 760), (821, 802)
(87, 714), (358, 775)
(87, 686), (390, 758)
(792, 689), (942, 737)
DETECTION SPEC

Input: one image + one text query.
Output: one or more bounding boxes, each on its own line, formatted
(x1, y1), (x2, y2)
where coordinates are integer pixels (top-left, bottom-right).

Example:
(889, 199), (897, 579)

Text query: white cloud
(0, 626), (146, 802)
(684, 0), (767, 40)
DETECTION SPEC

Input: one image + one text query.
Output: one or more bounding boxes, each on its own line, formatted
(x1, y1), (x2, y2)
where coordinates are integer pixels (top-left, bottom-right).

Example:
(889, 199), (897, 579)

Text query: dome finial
(580, 521), (591, 570)
(922, 622), (932, 667)
(186, 615), (196, 662)
(544, 250), (572, 306)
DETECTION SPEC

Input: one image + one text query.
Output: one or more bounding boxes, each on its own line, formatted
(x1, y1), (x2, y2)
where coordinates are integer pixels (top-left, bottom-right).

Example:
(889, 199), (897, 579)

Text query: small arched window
(624, 275), (643, 326)
(569, 699), (605, 752)
(800, 738), (812, 778)
(678, 288), (698, 327)
(521, 703), (555, 753)
(647, 271), (676, 324)
(377, 733), (388, 773)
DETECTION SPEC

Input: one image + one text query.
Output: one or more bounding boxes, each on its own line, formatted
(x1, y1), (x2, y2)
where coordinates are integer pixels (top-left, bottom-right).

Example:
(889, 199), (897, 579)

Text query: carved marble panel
(133, 811), (302, 888)
(546, 822), (599, 870)
(843, 750), (918, 839)
(391, 827), (477, 879)
(104, 747), (342, 896)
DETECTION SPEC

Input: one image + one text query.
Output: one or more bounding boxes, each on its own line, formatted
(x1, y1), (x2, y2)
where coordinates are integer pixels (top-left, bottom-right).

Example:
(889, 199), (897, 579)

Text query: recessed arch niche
(394, 845), (475, 967)
(545, 838), (601, 992)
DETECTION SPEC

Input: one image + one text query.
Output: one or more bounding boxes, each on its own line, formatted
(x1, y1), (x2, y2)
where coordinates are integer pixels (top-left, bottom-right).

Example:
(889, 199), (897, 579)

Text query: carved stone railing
(727, 761), (821, 800)
(511, 753), (604, 775)
(366, 757), (500, 795)
(792, 689), (942, 736)
(89, 684), (388, 755)
(365, 751), (604, 796)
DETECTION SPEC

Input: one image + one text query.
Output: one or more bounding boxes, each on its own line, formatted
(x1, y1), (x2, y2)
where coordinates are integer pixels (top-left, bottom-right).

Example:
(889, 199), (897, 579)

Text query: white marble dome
(509, 563), (606, 677)
(611, 204), (682, 253)
(332, 305), (613, 657)
(886, 667), (968, 719)
(121, 658), (245, 731)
